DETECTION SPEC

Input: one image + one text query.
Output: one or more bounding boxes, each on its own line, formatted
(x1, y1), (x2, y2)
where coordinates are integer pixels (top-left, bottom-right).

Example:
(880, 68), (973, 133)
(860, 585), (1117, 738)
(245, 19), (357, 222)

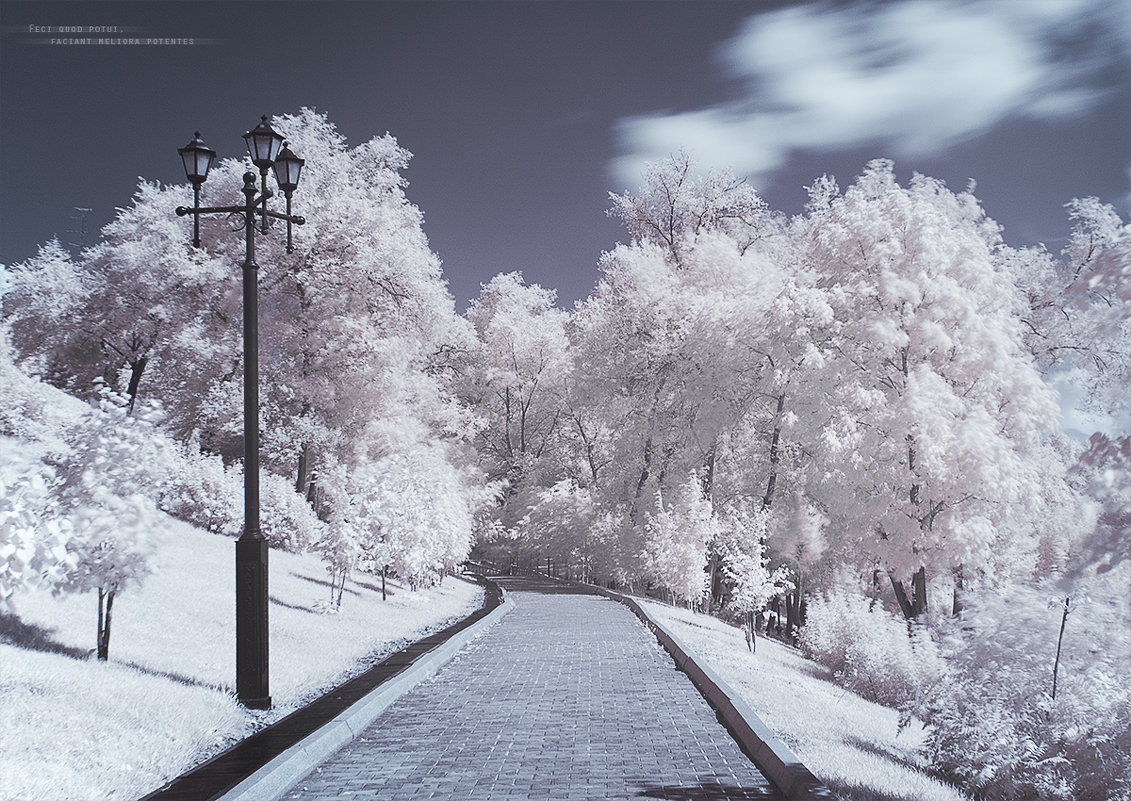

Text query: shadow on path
(489, 575), (596, 594)
(637, 781), (781, 800)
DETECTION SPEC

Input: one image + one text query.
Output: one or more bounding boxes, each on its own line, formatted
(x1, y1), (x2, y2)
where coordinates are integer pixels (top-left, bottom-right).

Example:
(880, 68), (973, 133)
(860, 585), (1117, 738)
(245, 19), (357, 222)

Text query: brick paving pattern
(286, 579), (782, 800)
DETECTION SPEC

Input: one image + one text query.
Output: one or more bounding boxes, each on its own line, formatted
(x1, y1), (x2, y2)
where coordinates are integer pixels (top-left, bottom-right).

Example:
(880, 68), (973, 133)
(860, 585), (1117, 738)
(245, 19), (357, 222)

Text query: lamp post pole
(176, 119), (305, 709)
(235, 171), (268, 708)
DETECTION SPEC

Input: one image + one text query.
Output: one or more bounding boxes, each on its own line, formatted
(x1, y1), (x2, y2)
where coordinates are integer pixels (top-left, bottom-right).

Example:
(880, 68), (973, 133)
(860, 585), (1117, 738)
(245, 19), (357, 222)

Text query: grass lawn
(641, 600), (971, 801)
(0, 516), (483, 801)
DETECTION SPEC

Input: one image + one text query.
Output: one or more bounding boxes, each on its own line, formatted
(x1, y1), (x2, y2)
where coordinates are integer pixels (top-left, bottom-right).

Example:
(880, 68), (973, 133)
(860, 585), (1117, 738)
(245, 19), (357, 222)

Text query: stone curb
(213, 588), (514, 801)
(592, 586), (834, 801)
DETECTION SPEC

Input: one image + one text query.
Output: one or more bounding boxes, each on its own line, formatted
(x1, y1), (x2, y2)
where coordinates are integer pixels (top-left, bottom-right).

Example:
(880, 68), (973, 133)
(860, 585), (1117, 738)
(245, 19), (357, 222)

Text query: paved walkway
(285, 578), (782, 800)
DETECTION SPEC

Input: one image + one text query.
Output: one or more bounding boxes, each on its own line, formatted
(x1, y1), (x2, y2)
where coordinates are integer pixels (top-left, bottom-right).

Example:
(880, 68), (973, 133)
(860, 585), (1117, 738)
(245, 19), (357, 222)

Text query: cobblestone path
(285, 578), (782, 800)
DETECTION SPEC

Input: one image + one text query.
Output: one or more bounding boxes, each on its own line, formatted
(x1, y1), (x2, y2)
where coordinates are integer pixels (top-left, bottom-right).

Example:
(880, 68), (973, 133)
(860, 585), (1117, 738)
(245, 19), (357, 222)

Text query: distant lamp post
(174, 118), (306, 710)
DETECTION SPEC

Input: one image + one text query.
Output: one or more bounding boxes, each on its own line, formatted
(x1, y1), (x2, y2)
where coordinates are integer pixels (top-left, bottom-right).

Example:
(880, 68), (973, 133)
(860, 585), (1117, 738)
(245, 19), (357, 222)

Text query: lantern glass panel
(244, 117), (284, 168)
(198, 150), (216, 178)
(178, 134), (215, 184)
(273, 147), (304, 192)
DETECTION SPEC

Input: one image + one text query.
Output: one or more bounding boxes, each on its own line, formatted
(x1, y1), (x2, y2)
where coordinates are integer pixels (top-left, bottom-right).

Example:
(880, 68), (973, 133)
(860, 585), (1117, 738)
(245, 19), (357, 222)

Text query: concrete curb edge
(214, 588), (515, 801)
(593, 587), (834, 801)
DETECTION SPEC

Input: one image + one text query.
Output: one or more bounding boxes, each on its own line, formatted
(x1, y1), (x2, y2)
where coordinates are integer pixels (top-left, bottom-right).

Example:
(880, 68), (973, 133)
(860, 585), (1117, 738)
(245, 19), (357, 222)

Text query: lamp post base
(239, 695), (272, 710)
(235, 536), (270, 709)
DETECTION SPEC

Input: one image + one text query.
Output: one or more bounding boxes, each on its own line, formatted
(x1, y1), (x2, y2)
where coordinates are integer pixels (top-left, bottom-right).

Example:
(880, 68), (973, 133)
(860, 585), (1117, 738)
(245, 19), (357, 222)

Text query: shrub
(800, 587), (943, 707)
(258, 470), (325, 552)
(918, 573), (1131, 801)
(159, 446), (324, 552)
(158, 448), (243, 537)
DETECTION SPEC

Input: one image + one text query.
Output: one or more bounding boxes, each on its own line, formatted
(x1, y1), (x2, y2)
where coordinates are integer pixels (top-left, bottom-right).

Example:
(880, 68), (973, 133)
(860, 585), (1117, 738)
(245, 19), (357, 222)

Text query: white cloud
(611, 0), (1127, 190)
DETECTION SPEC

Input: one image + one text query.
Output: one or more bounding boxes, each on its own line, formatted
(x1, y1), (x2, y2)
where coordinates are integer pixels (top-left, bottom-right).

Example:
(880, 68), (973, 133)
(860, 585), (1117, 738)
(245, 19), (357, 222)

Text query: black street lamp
(176, 133), (216, 248)
(175, 119), (306, 710)
(273, 143), (305, 253)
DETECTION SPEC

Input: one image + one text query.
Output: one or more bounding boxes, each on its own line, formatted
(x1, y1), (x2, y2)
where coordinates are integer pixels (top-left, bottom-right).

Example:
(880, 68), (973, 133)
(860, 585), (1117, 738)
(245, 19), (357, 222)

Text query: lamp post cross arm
(176, 203), (246, 217)
(175, 201), (305, 226)
(261, 208), (306, 225)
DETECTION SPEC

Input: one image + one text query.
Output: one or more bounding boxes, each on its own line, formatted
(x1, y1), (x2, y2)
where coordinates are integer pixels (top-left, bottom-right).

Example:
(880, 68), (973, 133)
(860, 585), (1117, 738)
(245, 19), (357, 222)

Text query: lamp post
(175, 118), (305, 709)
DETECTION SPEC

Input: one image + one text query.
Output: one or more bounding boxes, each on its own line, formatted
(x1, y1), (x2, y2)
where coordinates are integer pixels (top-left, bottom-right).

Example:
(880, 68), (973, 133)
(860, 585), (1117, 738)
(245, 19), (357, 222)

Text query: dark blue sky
(2, 0), (1128, 309)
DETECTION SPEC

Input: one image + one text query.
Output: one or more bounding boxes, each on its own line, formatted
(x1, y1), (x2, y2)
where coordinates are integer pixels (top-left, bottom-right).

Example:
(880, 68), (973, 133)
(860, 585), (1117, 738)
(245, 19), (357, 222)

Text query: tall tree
(799, 162), (1064, 616)
(464, 272), (570, 524)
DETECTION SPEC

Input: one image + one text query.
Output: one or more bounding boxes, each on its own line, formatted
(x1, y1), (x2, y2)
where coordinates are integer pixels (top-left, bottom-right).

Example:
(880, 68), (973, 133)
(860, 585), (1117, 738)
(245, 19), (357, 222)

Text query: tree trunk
(912, 566), (927, 616)
(1051, 597), (1070, 701)
(701, 445), (716, 498)
(706, 549), (720, 613)
(104, 589), (114, 661)
(629, 436), (654, 525)
(784, 592), (796, 640)
(952, 565), (964, 616)
(97, 588), (115, 661)
(381, 565), (387, 601)
(125, 355), (148, 413)
(890, 566), (928, 620)
(761, 394), (785, 511)
(97, 588), (104, 659)
(295, 444), (310, 495)
(306, 472), (323, 519)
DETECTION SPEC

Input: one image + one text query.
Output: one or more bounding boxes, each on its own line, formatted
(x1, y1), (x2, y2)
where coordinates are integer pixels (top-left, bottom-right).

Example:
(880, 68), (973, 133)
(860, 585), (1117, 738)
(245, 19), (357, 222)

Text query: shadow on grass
(119, 660), (230, 693)
(352, 578), (397, 597)
(0, 613), (231, 693)
(635, 781), (780, 800)
(844, 734), (925, 775)
(270, 595), (320, 614)
(291, 571), (362, 597)
(822, 764), (970, 801)
(822, 776), (927, 801)
(0, 612), (89, 659)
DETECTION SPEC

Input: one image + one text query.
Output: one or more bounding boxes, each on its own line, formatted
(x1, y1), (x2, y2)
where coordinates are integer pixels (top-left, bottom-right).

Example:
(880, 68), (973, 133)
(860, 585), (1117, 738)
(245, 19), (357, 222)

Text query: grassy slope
(641, 601), (971, 801)
(0, 517), (483, 801)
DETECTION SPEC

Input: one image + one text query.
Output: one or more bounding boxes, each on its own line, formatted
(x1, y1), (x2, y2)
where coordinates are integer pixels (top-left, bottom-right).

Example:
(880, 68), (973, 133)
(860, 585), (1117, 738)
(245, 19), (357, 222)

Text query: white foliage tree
(1001, 198), (1131, 426)
(464, 272), (571, 526)
(329, 446), (487, 592)
(715, 499), (789, 649)
(58, 383), (173, 660)
(4, 190), (237, 419)
(244, 109), (478, 496)
(0, 460), (75, 608)
(1070, 433), (1131, 576)
(1, 277), (80, 605)
(644, 474), (720, 607)
(800, 161), (1064, 617)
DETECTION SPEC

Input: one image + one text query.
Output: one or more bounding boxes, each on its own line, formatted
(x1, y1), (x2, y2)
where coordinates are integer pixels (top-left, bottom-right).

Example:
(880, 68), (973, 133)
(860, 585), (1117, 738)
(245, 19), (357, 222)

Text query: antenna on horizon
(67, 206), (92, 252)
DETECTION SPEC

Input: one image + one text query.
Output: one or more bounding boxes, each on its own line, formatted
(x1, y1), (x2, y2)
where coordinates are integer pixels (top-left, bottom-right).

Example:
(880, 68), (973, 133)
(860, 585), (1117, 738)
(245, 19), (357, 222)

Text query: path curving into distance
(284, 576), (783, 800)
